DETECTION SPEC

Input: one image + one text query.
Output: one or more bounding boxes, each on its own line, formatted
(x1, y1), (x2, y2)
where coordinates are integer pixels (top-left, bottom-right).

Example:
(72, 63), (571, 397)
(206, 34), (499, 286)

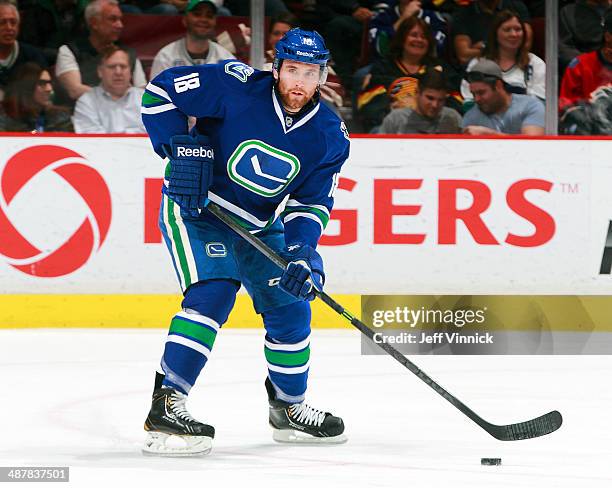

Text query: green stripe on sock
(166, 198), (192, 287)
(170, 317), (217, 348)
(264, 346), (310, 367)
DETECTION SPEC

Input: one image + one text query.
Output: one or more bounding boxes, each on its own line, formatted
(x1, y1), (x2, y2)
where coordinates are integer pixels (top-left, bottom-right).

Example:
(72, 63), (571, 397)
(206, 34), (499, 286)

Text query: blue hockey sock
(161, 279), (238, 394)
(263, 301), (311, 403)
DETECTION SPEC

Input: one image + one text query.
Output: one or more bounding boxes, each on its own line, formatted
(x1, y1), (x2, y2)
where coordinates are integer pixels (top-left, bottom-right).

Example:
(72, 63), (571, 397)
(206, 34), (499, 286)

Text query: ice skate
(143, 386), (215, 457)
(266, 378), (347, 444)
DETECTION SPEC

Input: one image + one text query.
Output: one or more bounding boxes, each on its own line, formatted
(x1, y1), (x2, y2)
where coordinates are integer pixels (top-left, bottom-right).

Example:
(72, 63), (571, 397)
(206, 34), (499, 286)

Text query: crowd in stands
(0, 0), (609, 134)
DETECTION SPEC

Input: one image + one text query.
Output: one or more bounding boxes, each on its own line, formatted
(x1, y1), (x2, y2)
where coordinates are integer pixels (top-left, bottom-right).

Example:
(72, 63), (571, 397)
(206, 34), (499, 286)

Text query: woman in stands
(460, 10), (546, 106)
(357, 16), (460, 132)
(0, 63), (73, 133)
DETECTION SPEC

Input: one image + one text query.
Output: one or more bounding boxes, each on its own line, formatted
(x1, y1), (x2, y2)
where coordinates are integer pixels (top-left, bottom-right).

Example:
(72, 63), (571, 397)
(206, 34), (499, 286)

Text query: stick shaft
(205, 201), (562, 440)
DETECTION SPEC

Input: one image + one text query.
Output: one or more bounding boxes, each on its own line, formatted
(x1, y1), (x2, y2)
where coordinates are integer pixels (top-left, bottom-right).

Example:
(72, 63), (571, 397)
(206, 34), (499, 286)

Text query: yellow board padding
(0, 294), (359, 329)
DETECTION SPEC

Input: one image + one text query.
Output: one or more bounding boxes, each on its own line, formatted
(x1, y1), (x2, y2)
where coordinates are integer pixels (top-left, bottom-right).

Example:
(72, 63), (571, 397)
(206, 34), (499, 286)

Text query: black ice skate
(266, 378), (347, 444)
(143, 385), (215, 456)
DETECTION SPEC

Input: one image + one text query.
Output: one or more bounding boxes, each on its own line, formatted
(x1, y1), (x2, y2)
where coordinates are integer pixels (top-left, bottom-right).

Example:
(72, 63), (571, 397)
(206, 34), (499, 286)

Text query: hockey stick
(205, 201), (563, 441)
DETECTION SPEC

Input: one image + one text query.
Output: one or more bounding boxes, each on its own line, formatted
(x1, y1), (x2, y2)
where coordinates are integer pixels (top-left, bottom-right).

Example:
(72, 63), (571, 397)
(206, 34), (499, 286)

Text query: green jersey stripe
(142, 91), (168, 107)
(282, 206), (330, 228)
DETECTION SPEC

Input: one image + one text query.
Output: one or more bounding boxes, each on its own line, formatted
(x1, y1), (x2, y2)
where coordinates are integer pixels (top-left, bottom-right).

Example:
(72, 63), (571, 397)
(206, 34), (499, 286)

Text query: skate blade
(272, 428), (348, 445)
(142, 431), (213, 457)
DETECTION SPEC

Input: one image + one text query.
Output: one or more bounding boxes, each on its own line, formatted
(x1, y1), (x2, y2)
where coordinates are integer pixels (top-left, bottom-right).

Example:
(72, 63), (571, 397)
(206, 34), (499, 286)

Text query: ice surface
(0, 328), (610, 487)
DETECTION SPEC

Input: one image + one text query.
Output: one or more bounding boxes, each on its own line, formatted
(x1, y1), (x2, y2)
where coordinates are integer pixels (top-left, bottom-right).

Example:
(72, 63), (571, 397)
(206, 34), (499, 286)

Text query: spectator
(559, 11), (612, 111)
(73, 46), (145, 133)
(18, 0), (88, 66)
(325, 1), (384, 88)
(462, 59), (544, 134)
(560, 85), (612, 135)
(461, 10), (545, 106)
(150, 0), (234, 79)
(55, 0), (146, 102)
(0, 62), (72, 132)
(452, 0), (532, 66)
(264, 12), (299, 64)
(369, 0), (449, 61)
(559, 0), (612, 73)
(0, 0), (47, 99)
(358, 16), (460, 132)
(380, 68), (462, 133)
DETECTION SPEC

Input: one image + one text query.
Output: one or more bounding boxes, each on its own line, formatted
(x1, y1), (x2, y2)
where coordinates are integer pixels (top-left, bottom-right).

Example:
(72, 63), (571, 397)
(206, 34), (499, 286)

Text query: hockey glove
(163, 135), (214, 217)
(279, 243), (325, 302)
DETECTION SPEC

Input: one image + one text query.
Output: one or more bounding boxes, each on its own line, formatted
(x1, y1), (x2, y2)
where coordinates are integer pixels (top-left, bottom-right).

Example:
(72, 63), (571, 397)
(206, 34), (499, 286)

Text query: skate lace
(168, 392), (196, 423)
(288, 402), (326, 427)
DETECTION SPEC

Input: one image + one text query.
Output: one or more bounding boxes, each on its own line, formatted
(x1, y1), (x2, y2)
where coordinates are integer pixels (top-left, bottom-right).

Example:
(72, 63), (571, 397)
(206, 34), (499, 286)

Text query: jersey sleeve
(141, 61), (242, 157)
(282, 121), (350, 249)
(559, 57), (584, 110)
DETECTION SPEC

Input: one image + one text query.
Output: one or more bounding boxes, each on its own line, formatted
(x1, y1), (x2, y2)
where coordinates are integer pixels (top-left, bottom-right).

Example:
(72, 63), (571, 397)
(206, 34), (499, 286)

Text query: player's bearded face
(277, 61), (320, 113)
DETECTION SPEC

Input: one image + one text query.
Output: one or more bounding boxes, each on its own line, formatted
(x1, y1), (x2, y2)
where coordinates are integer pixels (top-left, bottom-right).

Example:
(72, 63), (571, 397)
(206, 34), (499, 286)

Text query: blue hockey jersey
(141, 60), (350, 248)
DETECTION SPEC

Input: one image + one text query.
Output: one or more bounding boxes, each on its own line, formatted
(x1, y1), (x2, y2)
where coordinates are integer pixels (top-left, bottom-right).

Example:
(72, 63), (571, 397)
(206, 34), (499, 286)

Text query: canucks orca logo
(227, 140), (300, 197)
(224, 61), (254, 82)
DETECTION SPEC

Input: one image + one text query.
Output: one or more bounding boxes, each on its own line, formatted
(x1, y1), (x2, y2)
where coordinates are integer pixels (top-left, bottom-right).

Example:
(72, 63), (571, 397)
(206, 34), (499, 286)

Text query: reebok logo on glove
(176, 146), (215, 159)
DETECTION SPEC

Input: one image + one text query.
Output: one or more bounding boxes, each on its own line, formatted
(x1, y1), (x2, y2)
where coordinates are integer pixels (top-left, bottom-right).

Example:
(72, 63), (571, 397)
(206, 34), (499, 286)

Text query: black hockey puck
(481, 458), (502, 466)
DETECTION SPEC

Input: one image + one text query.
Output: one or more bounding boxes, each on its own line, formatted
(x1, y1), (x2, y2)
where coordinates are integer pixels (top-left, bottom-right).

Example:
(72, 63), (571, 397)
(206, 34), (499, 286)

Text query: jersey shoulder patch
(223, 61), (255, 82)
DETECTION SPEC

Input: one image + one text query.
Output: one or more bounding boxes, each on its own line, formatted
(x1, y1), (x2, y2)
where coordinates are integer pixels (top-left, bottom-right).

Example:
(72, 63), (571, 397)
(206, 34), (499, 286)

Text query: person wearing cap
(462, 58), (544, 135)
(149, 0), (234, 79)
(559, 11), (612, 111)
(140, 28), (349, 456)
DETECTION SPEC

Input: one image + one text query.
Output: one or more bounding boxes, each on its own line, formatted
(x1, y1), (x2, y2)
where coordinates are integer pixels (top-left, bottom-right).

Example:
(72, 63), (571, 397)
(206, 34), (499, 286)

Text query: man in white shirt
(55, 0), (146, 102)
(150, 0), (234, 79)
(73, 46), (145, 133)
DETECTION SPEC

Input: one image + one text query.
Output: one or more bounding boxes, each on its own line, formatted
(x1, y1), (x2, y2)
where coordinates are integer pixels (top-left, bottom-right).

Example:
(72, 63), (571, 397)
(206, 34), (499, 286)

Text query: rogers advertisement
(0, 136), (610, 294)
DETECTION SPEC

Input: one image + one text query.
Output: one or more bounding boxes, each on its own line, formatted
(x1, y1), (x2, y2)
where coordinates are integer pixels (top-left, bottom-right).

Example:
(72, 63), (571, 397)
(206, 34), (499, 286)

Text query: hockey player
(140, 29), (350, 456)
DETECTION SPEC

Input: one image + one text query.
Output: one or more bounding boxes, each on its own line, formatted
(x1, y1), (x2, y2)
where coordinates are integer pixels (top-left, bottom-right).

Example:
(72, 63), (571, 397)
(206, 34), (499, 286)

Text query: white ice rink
(1, 328), (611, 488)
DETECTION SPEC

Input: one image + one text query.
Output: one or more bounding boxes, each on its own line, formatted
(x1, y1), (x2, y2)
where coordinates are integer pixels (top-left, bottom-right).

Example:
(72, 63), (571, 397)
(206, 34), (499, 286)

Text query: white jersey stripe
(141, 103), (177, 115)
(286, 199), (330, 217)
(161, 195), (186, 290)
(172, 203), (199, 288)
(208, 191), (269, 227)
(145, 82), (171, 101)
(282, 212), (323, 232)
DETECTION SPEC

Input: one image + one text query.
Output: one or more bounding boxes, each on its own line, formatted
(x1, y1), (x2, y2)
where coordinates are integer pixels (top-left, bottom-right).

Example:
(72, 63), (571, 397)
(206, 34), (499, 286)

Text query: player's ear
(272, 68), (279, 81)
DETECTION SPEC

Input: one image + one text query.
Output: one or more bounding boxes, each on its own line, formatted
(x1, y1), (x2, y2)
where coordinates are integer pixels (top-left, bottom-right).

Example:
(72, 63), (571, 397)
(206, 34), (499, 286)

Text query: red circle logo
(0, 145), (112, 277)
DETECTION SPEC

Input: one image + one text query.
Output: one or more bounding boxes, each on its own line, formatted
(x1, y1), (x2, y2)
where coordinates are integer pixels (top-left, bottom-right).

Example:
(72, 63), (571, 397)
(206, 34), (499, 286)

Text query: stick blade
(489, 410), (563, 441)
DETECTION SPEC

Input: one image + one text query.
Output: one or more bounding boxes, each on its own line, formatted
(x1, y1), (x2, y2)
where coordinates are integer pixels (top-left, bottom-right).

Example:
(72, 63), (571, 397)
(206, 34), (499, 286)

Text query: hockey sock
(263, 301), (311, 403)
(161, 279), (238, 394)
